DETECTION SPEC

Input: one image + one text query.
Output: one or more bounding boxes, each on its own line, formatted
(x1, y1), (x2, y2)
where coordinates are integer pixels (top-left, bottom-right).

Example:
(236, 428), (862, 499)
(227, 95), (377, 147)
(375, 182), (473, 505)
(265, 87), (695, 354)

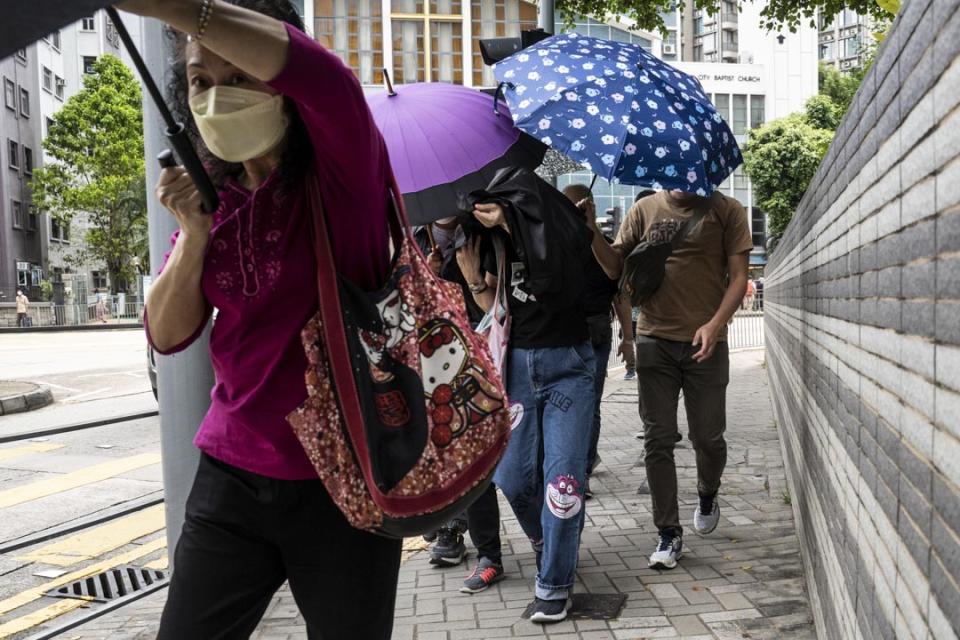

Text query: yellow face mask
(189, 86), (289, 163)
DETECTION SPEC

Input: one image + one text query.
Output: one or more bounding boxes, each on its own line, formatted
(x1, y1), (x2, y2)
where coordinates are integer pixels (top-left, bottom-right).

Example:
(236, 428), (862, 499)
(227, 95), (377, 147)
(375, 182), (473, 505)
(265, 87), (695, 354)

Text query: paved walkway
(65, 349), (815, 639)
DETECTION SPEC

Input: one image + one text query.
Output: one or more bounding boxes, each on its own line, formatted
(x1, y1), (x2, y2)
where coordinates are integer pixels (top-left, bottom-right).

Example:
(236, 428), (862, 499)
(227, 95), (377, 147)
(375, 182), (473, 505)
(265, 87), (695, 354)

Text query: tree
(804, 93), (842, 130)
(742, 115), (833, 238)
(31, 55), (146, 294)
(556, 0), (893, 34)
(818, 62), (862, 115)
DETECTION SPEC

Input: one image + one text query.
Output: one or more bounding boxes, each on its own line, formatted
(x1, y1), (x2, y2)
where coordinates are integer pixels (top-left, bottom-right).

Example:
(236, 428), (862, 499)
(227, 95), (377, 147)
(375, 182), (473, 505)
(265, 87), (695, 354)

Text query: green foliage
(39, 280), (53, 301)
(804, 93), (842, 130)
(742, 115), (833, 238)
(31, 55), (145, 294)
(818, 62), (862, 115)
(556, 0), (892, 35)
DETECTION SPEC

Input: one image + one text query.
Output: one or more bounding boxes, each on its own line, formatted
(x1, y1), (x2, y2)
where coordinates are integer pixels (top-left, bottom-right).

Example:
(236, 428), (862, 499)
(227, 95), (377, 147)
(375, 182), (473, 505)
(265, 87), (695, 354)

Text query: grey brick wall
(764, 0), (960, 637)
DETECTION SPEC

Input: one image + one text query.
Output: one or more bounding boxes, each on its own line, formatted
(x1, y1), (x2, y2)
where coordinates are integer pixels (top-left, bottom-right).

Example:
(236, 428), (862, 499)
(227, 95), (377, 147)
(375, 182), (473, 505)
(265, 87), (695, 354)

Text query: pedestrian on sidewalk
(562, 184), (634, 499)
(15, 289), (29, 327)
(589, 189), (751, 571)
(95, 294), (108, 323)
(124, 0), (401, 637)
(414, 218), (506, 594)
(465, 170), (595, 623)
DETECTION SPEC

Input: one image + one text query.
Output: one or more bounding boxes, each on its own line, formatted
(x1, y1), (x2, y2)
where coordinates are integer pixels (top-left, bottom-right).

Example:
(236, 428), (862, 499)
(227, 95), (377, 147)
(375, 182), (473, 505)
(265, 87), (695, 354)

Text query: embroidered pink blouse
(146, 25), (391, 480)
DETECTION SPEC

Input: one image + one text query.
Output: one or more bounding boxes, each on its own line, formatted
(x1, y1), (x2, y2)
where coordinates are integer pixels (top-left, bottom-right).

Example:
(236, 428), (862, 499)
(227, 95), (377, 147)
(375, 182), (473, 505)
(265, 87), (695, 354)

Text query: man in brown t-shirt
(588, 189), (752, 570)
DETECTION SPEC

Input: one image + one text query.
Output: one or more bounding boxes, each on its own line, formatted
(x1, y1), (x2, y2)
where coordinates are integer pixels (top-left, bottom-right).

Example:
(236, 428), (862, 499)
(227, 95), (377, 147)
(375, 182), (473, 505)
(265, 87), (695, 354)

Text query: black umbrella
(4, 3), (219, 213)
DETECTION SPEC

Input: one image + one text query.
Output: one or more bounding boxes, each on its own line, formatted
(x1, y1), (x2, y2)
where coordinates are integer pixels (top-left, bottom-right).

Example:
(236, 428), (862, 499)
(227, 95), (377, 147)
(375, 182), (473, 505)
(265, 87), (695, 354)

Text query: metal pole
(539, 0), (555, 32)
(142, 17), (214, 571)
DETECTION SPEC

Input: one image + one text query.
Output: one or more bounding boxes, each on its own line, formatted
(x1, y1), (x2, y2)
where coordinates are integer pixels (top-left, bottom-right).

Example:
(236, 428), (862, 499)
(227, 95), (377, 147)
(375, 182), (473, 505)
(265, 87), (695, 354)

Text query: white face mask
(189, 86), (288, 163)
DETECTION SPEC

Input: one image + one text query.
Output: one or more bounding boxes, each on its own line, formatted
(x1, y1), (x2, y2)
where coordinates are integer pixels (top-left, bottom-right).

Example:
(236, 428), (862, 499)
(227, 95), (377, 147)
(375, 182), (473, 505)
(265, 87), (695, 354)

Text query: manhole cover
(522, 593), (627, 620)
(46, 565), (168, 603)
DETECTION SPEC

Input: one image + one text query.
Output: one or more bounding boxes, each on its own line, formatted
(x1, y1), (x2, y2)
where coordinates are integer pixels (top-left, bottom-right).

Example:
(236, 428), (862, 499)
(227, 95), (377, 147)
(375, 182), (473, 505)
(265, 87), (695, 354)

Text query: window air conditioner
(663, 44), (676, 54)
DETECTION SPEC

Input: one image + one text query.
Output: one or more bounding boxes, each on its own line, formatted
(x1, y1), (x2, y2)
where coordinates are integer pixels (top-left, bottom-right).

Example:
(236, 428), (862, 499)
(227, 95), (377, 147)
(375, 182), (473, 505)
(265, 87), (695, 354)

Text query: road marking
(0, 443), (64, 462)
(62, 388), (111, 404)
(27, 380), (80, 393)
(77, 370), (142, 379)
(0, 599), (88, 638)
(0, 537), (165, 616)
(19, 504), (166, 567)
(0, 453), (162, 509)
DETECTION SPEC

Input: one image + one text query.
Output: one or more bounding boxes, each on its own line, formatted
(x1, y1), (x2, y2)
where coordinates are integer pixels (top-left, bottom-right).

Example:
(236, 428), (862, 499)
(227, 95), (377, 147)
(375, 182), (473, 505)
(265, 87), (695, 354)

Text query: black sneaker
(529, 597), (572, 623)
(583, 476), (594, 500)
(430, 528), (466, 567)
(460, 557), (505, 593)
(422, 529), (438, 543)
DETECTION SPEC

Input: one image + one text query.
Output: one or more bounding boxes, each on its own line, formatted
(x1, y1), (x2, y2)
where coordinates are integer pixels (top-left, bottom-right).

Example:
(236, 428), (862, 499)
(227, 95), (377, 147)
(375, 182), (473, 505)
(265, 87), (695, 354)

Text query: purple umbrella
(367, 80), (546, 226)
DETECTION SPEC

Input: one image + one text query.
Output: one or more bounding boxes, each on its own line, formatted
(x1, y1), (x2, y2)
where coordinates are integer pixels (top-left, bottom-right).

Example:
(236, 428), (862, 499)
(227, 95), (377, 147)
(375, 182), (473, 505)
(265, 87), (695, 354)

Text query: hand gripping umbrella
(3, 3), (219, 213)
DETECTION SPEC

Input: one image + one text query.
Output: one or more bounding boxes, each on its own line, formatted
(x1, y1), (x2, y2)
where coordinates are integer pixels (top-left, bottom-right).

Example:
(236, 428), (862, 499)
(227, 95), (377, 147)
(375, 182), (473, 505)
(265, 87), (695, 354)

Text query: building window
(17, 267), (29, 287)
(51, 218), (61, 241)
(23, 147), (33, 175)
(732, 94), (747, 135)
(713, 93), (730, 123)
(19, 88), (29, 117)
(83, 56), (98, 75)
(27, 207), (38, 231)
(12, 200), (23, 228)
(92, 271), (108, 290)
(750, 95), (765, 129)
(315, 1), (384, 85)
(52, 218), (71, 242)
(843, 35), (859, 58)
(55, 76), (65, 100)
(8, 140), (19, 170)
(81, 15), (97, 31)
(3, 78), (15, 111)
(391, 0), (464, 84)
(52, 30), (62, 50)
(473, 0), (538, 86)
(45, 117), (55, 136)
(751, 207), (766, 247)
(43, 67), (53, 93)
(819, 42), (834, 60)
(733, 167), (750, 204)
(694, 16), (704, 34)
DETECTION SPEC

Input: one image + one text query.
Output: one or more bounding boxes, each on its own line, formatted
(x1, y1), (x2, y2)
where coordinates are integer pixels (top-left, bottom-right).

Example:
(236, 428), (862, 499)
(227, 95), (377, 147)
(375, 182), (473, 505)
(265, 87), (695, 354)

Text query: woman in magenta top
(120, 0), (400, 637)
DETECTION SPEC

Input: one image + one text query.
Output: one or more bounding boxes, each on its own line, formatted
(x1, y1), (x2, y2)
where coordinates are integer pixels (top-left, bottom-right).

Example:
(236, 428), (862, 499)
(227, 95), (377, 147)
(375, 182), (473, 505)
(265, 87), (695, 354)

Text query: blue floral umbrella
(493, 33), (742, 195)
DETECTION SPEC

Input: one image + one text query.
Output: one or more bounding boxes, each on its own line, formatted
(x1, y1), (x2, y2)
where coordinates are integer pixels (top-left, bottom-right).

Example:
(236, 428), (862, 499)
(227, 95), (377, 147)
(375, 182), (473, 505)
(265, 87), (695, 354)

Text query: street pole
(539, 0), (555, 32)
(142, 17), (214, 571)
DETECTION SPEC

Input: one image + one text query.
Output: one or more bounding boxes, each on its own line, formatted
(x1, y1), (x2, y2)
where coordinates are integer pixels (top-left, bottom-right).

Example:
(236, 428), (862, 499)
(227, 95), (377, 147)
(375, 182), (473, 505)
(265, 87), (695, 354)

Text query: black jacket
(459, 167), (592, 307)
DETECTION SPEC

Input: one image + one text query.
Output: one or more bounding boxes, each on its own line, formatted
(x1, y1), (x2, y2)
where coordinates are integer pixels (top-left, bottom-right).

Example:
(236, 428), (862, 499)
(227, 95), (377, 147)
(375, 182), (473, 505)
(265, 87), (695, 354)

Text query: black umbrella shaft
(106, 8), (178, 132)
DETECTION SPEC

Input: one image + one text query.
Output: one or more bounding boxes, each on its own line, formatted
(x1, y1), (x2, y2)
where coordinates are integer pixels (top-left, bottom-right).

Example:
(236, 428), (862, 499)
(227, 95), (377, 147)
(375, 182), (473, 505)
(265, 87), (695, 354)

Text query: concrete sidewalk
(64, 349), (816, 639)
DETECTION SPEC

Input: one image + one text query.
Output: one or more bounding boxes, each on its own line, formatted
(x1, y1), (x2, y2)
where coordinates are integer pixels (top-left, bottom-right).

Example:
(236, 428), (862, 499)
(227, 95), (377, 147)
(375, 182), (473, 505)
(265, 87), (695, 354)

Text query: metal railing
(1, 299), (145, 328)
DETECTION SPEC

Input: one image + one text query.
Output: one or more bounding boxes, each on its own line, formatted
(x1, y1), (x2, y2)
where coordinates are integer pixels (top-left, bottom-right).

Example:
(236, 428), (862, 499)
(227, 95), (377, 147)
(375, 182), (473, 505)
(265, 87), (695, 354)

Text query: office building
(817, 7), (876, 72)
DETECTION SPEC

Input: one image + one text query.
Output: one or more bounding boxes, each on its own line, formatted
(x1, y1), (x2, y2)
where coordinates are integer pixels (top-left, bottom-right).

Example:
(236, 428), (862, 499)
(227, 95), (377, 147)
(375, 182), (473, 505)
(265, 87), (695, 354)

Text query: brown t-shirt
(612, 191), (753, 342)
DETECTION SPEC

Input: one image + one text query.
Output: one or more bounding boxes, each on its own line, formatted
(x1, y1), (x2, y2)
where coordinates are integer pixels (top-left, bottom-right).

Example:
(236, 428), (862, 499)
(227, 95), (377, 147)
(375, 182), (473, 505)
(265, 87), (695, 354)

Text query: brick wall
(763, 0), (960, 637)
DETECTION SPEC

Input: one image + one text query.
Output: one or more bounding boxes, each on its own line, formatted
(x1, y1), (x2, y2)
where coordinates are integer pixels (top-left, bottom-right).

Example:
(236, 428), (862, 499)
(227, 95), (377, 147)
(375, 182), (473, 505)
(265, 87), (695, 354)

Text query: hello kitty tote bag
(287, 174), (511, 538)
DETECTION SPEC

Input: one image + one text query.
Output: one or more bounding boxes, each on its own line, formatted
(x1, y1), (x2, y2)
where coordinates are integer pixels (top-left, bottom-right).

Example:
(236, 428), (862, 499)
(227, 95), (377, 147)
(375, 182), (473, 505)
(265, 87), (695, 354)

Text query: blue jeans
(493, 343), (595, 601)
(586, 319), (613, 475)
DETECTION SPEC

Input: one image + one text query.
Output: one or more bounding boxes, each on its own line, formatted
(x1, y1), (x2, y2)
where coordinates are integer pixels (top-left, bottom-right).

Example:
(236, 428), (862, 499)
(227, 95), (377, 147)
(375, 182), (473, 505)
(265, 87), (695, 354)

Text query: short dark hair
(563, 183), (593, 203)
(166, 0), (310, 188)
(634, 189), (657, 202)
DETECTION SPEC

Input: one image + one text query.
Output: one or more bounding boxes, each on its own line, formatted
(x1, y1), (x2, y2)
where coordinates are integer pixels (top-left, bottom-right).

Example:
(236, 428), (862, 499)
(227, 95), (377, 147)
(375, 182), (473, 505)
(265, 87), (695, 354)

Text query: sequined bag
(287, 175), (511, 538)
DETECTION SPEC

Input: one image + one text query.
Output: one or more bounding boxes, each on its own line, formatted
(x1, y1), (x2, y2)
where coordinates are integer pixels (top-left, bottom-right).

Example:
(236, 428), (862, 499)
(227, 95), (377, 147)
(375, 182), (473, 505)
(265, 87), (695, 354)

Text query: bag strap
(669, 193), (714, 250)
(305, 170), (407, 503)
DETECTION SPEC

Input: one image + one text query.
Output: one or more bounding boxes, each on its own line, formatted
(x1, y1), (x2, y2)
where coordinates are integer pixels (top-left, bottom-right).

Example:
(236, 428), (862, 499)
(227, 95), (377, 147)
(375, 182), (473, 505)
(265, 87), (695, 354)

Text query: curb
(0, 384), (54, 415)
(0, 323), (142, 334)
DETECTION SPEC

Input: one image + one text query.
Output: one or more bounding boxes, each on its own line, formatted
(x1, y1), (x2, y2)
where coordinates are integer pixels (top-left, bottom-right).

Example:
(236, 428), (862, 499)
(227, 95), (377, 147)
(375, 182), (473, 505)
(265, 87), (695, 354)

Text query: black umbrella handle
(493, 82), (514, 116)
(107, 8), (219, 214)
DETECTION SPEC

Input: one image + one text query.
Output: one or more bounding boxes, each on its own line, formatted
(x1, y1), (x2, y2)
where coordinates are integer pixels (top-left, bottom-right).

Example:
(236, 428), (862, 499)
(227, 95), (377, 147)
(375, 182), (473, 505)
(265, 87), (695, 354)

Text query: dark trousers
(586, 314), (613, 474)
(158, 454), (402, 640)
(16, 312), (26, 327)
(454, 482), (502, 563)
(635, 336), (729, 534)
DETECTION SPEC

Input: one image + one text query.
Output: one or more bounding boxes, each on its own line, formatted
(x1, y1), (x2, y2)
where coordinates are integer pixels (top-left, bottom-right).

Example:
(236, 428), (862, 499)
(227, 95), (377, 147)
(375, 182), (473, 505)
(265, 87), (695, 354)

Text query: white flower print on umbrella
(493, 31), (740, 194)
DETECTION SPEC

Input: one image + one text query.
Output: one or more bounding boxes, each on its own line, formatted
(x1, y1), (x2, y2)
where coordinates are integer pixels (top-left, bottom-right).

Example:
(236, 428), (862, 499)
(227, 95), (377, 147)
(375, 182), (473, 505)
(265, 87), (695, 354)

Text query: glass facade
(471, 0), (538, 86)
(554, 16), (653, 50)
(315, 1), (384, 86)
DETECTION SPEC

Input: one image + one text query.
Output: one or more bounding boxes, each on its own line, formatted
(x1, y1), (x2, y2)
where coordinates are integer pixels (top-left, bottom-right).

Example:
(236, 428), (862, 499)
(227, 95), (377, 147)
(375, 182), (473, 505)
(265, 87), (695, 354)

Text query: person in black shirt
(562, 184), (635, 499)
(462, 189), (595, 624)
(413, 218), (505, 594)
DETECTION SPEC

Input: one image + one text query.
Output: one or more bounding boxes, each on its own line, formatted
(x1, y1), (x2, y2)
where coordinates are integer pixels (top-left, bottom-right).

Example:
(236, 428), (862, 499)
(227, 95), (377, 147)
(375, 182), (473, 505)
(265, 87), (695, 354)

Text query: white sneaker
(648, 531), (683, 570)
(693, 494), (720, 535)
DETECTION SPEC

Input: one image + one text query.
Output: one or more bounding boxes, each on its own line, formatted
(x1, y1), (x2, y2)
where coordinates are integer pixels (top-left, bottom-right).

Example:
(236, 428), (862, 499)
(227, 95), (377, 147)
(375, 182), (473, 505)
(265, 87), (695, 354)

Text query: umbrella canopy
(4, 1), (115, 59)
(493, 33), (742, 195)
(367, 82), (546, 226)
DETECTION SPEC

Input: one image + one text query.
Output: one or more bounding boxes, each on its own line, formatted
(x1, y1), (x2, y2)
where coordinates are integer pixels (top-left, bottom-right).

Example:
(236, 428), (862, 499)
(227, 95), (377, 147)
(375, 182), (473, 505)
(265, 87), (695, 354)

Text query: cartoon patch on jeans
(419, 318), (503, 448)
(546, 475), (583, 519)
